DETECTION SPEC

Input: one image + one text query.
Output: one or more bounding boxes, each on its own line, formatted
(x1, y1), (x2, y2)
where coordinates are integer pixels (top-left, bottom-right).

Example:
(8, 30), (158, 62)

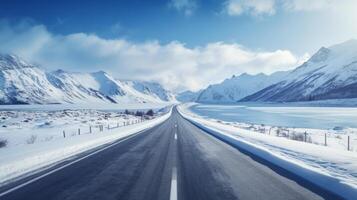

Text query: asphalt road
(0, 107), (343, 200)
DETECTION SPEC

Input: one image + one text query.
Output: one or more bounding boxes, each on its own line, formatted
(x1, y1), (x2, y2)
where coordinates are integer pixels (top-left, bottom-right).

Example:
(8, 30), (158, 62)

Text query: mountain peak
(308, 47), (330, 63)
(240, 72), (248, 76)
(92, 70), (108, 76)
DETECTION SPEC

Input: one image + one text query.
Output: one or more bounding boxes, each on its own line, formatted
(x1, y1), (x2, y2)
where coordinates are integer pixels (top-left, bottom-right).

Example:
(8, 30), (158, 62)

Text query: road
(0, 107), (342, 200)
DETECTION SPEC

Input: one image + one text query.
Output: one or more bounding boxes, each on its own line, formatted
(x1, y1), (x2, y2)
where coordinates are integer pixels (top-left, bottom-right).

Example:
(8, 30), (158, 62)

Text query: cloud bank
(0, 20), (305, 92)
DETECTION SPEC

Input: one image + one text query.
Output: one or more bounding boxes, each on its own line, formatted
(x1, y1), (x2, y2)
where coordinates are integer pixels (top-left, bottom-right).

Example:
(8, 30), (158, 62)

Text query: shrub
(291, 133), (305, 141)
(146, 109), (154, 116)
(135, 111), (144, 117)
(26, 135), (37, 144)
(0, 138), (7, 148)
(44, 136), (54, 142)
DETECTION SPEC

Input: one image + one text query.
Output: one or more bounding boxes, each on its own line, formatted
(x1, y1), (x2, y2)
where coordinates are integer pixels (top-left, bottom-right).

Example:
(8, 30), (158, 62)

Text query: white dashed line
(170, 167), (178, 200)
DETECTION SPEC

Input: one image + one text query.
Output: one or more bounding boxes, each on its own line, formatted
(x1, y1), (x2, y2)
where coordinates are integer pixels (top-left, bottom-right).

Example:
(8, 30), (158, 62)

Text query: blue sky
(0, 0), (356, 91)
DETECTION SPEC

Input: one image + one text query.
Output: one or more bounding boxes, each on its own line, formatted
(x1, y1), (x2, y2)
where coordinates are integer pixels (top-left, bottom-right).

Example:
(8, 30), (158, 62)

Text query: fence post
(269, 127), (272, 135)
(78, 128), (80, 135)
(117, 122), (119, 128)
(108, 124), (110, 130)
(90, 126), (92, 133)
(287, 129), (290, 138)
(348, 136), (350, 151)
(304, 131), (307, 142)
(63, 130), (66, 138)
(324, 133), (327, 146)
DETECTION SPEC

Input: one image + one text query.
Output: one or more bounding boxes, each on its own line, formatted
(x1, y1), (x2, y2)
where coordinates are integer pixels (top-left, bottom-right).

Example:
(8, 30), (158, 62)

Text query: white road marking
(0, 130), (144, 197)
(174, 133), (177, 140)
(170, 167), (178, 200)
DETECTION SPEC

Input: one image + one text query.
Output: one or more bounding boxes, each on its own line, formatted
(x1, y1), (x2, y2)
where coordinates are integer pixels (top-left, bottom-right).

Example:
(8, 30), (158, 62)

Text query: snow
(0, 107), (172, 185)
(178, 103), (357, 199)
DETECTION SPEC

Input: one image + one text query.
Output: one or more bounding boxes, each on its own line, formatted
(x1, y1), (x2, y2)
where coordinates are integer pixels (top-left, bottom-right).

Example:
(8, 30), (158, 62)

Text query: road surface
(0, 107), (342, 200)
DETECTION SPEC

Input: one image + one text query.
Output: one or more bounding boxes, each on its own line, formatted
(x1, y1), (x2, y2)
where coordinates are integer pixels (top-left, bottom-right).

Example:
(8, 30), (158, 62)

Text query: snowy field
(0, 102), (172, 111)
(179, 104), (357, 199)
(0, 105), (171, 185)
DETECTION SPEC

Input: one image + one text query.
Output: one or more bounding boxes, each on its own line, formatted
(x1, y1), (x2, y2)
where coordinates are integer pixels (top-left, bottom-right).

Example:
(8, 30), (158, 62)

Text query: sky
(0, 0), (356, 92)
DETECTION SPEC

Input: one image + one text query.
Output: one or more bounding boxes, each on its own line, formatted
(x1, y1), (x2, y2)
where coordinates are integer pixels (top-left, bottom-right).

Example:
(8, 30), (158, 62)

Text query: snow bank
(178, 105), (357, 200)
(0, 108), (171, 185)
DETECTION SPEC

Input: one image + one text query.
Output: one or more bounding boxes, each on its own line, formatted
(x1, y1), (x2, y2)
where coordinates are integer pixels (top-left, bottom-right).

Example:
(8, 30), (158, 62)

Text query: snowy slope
(123, 80), (177, 103)
(196, 71), (287, 103)
(0, 54), (66, 104)
(176, 90), (202, 102)
(242, 39), (357, 102)
(47, 70), (127, 104)
(0, 54), (174, 105)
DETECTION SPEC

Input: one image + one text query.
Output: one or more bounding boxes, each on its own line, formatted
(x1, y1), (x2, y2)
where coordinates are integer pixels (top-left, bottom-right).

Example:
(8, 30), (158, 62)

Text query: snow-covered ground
(190, 103), (357, 152)
(0, 106), (171, 185)
(0, 102), (172, 111)
(179, 104), (357, 199)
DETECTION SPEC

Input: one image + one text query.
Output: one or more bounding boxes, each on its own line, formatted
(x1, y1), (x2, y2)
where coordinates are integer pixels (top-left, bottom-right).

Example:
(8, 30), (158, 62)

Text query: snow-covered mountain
(0, 54), (67, 104)
(0, 54), (174, 104)
(123, 80), (177, 102)
(242, 39), (357, 102)
(196, 71), (288, 103)
(176, 90), (202, 102)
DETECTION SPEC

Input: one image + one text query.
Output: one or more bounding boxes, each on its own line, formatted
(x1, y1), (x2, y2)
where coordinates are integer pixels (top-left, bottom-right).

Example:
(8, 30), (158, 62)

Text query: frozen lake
(189, 104), (357, 129)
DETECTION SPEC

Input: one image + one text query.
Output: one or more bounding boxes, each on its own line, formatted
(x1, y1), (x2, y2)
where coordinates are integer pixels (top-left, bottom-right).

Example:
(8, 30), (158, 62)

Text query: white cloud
(0, 21), (305, 92)
(282, 0), (331, 11)
(225, 0), (357, 16)
(169, 0), (197, 16)
(225, 0), (276, 16)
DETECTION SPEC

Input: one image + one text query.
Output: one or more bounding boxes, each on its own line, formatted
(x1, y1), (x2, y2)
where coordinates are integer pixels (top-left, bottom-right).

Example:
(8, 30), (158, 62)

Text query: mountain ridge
(241, 39), (357, 102)
(195, 71), (289, 103)
(0, 54), (175, 105)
